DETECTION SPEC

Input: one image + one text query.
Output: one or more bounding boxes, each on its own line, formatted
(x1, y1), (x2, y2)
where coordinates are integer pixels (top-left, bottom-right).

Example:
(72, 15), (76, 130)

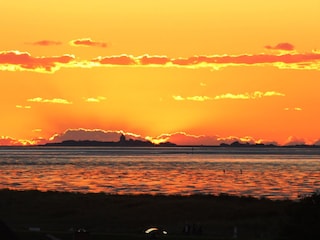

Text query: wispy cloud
(265, 42), (295, 51)
(84, 96), (106, 103)
(26, 40), (62, 46)
(0, 50), (74, 73)
(214, 91), (285, 100)
(27, 97), (72, 104)
(16, 105), (31, 109)
(172, 96), (185, 101)
(32, 129), (42, 132)
(173, 91), (285, 101)
(174, 96), (213, 101)
(284, 107), (302, 111)
(70, 38), (107, 48)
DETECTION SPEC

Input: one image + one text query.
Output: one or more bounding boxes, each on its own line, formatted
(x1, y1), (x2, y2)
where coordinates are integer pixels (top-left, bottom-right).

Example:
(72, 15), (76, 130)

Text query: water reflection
(1, 147), (320, 200)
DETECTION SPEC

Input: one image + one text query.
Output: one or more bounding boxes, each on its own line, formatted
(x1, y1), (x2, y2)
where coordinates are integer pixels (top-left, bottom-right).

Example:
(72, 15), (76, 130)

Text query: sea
(1, 146), (320, 200)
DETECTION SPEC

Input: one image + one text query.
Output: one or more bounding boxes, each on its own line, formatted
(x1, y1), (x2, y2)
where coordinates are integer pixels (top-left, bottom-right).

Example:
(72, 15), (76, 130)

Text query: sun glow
(1, 0), (320, 146)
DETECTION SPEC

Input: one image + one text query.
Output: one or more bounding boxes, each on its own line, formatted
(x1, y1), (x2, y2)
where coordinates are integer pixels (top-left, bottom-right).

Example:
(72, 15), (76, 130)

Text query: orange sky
(1, 0), (320, 146)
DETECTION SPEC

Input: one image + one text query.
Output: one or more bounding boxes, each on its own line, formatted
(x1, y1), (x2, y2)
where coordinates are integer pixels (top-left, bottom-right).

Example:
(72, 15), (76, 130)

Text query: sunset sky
(1, 0), (320, 146)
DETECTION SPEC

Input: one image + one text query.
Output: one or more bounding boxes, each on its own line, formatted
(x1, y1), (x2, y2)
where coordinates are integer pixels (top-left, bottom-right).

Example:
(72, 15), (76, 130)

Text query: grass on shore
(1, 189), (320, 239)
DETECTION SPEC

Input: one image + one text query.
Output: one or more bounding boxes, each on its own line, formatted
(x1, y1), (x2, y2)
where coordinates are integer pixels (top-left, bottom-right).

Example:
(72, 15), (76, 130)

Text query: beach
(1, 189), (320, 239)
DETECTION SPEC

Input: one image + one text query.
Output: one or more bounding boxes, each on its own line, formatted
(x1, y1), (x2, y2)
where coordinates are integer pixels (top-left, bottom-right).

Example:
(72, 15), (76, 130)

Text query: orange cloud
(139, 55), (170, 65)
(70, 38), (107, 48)
(93, 51), (320, 70)
(27, 40), (62, 46)
(0, 50), (74, 72)
(93, 55), (136, 65)
(2, 44), (320, 73)
(27, 97), (72, 104)
(265, 42), (295, 51)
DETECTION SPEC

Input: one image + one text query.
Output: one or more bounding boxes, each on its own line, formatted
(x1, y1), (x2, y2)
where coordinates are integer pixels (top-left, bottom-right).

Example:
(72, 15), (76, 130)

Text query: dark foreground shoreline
(1, 189), (320, 240)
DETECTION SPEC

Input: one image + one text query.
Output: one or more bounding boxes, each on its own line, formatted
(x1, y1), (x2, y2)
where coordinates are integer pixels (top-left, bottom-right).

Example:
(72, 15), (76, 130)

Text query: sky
(1, 0), (320, 146)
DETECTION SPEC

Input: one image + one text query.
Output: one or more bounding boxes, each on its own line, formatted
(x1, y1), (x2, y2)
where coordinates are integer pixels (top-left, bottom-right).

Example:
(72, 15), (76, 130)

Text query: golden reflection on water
(2, 155), (320, 200)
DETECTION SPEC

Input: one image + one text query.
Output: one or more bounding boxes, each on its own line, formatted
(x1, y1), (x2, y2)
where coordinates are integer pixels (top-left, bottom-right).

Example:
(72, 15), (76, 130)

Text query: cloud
(0, 50), (74, 73)
(139, 55), (170, 65)
(265, 42), (295, 51)
(284, 107), (302, 111)
(2, 129), (290, 146)
(215, 91), (285, 100)
(284, 136), (308, 146)
(172, 95), (185, 101)
(84, 96), (106, 103)
(92, 51), (320, 70)
(2, 44), (320, 73)
(27, 40), (62, 46)
(49, 129), (145, 143)
(27, 97), (72, 104)
(214, 93), (250, 100)
(70, 38), (107, 48)
(0, 136), (43, 146)
(148, 132), (277, 146)
(173, 91), (285, 101)
(173, 95), (212, 101)
(16, 105), (31, 109)
(217, 135), (257, 145)
(32, 129), (42, 132)
(93, 55), (136, 65)
(187, 96), (212, 101)
(148, 132), (221, 145)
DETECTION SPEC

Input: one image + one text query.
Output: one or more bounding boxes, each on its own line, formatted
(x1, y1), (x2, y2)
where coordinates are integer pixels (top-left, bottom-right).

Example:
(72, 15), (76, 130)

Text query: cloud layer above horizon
(1, 128), (319, 147)
(1, 42), (320, 73)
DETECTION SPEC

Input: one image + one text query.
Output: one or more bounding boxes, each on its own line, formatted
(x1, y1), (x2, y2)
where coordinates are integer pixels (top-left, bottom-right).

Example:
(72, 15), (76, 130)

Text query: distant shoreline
(1, 141), (320, 148)
(43, 139), (320, 148)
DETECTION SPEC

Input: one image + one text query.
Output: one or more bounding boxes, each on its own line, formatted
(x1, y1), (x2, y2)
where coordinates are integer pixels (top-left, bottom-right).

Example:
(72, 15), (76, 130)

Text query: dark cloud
(27, 40), (62, 46)
(0, 51), (74, 72)
(70, 38), (107, 48)
(265, 42), (295, 51)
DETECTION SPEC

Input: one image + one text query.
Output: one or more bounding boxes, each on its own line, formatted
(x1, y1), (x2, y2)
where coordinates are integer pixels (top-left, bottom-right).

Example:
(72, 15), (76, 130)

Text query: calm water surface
(1, 146), (320, 200)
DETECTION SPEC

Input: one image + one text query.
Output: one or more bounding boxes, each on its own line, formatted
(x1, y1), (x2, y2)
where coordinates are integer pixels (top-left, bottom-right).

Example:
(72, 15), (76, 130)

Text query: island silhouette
(44, 134), (177, 147)
(43, 135), (320, 148)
